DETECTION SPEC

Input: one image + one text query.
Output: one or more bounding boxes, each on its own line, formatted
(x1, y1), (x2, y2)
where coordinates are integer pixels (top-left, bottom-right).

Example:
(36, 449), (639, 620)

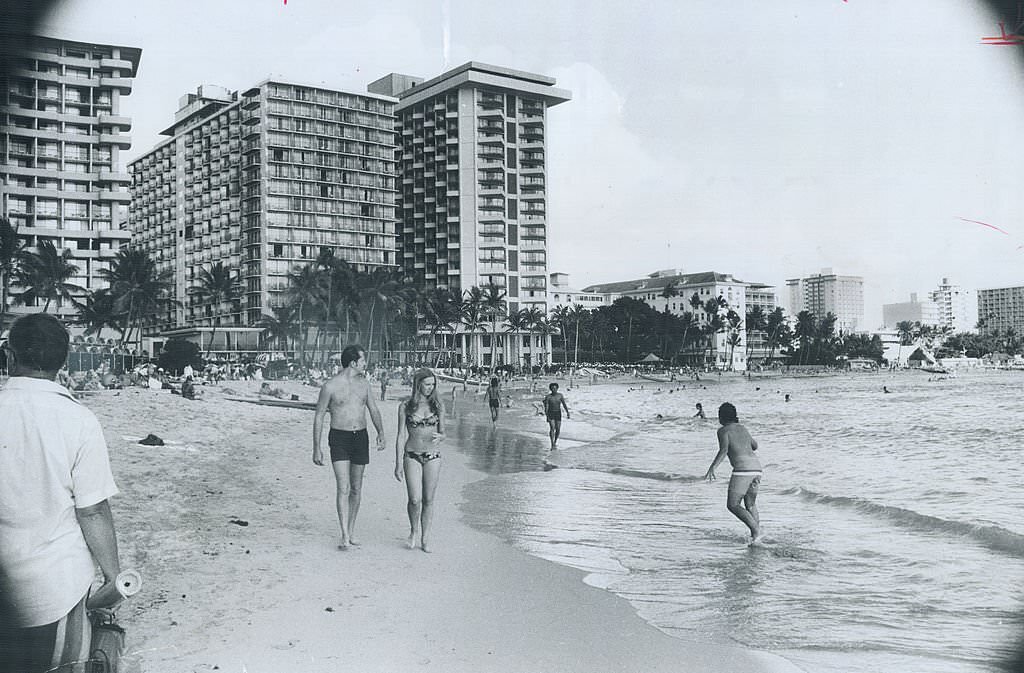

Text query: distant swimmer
(883, 386), (891, 394)
(543, 383), (571, 450)
(704, 402), (764, 545)
(784, 394), (790, 403)
(693, 402), (707, 419)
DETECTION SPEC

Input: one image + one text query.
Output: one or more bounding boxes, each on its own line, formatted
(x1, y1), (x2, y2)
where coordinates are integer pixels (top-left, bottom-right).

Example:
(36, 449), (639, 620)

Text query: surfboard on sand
(225, 396), (316, 410)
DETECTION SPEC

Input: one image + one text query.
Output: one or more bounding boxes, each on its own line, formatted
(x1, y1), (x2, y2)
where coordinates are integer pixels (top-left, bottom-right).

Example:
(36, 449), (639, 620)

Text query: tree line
(3, 218), (1006, 367)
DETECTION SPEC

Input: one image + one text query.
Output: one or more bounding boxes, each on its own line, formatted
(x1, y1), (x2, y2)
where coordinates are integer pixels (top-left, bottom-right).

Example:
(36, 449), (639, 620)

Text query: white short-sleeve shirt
(0, 376), (118, 627)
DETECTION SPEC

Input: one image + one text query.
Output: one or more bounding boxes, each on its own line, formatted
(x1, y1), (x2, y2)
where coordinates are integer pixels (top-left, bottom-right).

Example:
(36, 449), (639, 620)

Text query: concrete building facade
(977, 285), (1024, 337)
(129, 79), (397, 349)
(1, 35), (139, 320)
(882, 292), (940, 329)
(786, 268), (864, 334)
(369, 62), (570, 367)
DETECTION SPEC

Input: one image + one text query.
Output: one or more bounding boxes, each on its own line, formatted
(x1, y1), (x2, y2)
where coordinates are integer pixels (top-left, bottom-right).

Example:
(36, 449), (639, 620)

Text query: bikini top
(406, 412), (439, 428)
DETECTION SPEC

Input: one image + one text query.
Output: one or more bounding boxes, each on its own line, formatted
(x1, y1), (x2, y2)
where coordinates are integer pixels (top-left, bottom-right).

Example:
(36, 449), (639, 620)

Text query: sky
(38, 0), (1024, 328)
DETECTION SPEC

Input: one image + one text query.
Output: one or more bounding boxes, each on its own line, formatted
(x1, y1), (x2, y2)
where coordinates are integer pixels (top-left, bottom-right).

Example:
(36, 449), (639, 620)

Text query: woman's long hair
(406, 368), (442, 416)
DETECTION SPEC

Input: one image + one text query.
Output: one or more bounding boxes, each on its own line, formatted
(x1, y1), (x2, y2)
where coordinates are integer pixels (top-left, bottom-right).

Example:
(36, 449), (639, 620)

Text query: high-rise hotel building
(368, 63), (569, 366)
(786, 268), (864, 334)
(1, 35), (139, 318)
(129, 80), (397, 344)
(977, 285), (1024, 337)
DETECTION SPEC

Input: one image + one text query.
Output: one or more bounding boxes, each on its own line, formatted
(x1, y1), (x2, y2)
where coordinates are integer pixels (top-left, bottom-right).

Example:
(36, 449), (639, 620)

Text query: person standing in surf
(485, 376), (501, 423)
(542, 383), (570, 450)
(703, 402), (763, 545)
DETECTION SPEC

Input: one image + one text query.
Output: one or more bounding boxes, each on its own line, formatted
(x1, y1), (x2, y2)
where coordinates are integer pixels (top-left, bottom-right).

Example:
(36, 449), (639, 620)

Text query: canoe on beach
(224, 396), (316, 410)
(435, 371), (487, 386)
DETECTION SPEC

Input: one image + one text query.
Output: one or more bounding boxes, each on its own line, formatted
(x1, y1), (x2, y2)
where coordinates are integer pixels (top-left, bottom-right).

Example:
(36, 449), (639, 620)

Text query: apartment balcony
(478, 170), (503, 186)
(519, 104), (544, 118)
(478, 223), (505, 236)
(520, 179), (545, 192)
(99, 133), (131, 148)
(99, 57), (134, 73)
(520, 224), (546, 238)
(99, 76), (133, 93)
(478, 95), (503, 110)
(477, 263), (506, 274)
(97, 113), (132, 130)
(520, 152), (544, 166)
(519, 128), (544, 143)
(521, 191), (545, 201)
(478, 198), (504, 212)
(98, 169), (131, 183)
(519, 238), (546, 250)
(477, 144), (503, 159)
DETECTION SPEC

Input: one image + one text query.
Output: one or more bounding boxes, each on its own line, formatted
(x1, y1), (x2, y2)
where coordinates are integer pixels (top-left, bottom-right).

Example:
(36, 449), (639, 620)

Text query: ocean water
(450, 370), (1024, 673)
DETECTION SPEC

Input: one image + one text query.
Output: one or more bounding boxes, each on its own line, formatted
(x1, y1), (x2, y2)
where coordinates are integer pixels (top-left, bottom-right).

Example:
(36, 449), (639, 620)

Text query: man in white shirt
(0, 313), (123, 673)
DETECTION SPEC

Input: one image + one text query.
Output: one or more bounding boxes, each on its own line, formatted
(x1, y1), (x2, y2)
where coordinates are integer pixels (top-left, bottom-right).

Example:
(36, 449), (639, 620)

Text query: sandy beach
(81, 376), (804, 673)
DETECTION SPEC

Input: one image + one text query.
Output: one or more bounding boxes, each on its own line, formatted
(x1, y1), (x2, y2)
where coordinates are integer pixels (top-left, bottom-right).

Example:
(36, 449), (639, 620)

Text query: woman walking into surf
(395, 369), (446, 552)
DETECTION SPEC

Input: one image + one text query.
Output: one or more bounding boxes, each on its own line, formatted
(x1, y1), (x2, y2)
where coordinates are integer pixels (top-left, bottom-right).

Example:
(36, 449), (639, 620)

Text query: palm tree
(481, 282), (507, 369)
(461, 286), (487, 366)
(568, 303), (586, 364)
(532, 316), (557, 366)
(794, 311), (817, 365)
(701, 296), (727, 368)
(72, 289), (125, 340)
(286, 262), (322, 365)
(895, 319), (917, 366)
(725, 309), (743, 370)
(14, 240), (85, 312)
(676, 311), (698, 365)
(257, 304), (296, 354)
(192, 262), (241, 357)
(99, 248), (174, 353)
(550, 305), (571, 363)
(0, 217), (26, 336)
(764, 307), (787, 365)
(744, 305), (767, 364)
(659, 281), (679, 313)
(521, 306), (545, 369)
(503, 309), (528, 372)
(356, 268), (404, 361)
(421, 287), (459, 366)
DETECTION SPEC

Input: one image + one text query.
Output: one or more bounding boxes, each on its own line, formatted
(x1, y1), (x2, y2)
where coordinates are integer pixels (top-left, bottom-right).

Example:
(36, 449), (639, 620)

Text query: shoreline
(80, 377), (804, 672)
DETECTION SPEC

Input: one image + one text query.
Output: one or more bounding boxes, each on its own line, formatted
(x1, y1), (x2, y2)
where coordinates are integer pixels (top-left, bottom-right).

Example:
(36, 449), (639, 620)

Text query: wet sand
(83, 377), (803, 672)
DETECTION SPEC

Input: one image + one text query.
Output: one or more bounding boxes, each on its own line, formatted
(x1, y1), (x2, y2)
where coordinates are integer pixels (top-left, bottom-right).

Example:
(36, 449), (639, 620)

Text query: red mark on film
(958, 217), (1011, 236)
(981, 22), (1024, 45)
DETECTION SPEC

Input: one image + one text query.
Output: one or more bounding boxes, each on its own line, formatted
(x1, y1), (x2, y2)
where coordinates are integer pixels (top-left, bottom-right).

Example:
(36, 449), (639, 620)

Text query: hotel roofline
(1, 34), (142, 73)
(393, 61), (571, 110)
(582, 271), (769, 294)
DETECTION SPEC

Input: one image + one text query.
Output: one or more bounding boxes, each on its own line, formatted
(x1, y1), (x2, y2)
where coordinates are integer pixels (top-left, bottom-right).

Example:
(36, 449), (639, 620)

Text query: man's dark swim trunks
(329, 428), (369, 465)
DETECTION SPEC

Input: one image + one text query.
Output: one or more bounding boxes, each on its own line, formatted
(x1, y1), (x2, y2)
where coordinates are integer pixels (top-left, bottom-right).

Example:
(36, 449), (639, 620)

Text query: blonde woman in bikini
(395, 368), (446, 552)
(704, 402), (764, 545)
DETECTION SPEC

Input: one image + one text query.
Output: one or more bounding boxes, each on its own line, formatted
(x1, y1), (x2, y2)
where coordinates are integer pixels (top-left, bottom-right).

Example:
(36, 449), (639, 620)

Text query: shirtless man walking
(703, 402), (764, 545)
(313, 345), (385, 549)
(542, 383), (570, 450)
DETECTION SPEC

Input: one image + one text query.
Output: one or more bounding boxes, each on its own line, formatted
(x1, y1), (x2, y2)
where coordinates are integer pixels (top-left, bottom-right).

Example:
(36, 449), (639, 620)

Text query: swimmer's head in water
(718, 402), (738, 424)
(549, 383), (559, 392)
(695, 402), (702, 409)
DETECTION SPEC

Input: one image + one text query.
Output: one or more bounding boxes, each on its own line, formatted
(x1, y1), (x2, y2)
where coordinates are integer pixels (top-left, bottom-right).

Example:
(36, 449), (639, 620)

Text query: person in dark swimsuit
(485, 376), (501, 423)
(542, 383), (570, 450)
(394, 368), (446, 553)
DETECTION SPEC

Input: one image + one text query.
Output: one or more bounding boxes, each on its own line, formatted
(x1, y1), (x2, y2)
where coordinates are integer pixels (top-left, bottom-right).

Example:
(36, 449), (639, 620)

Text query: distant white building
(548, 272), (607, 311)
(578, 269), (777, 370)
(786, 268), (864, 334)
(929, 277), (973, 333)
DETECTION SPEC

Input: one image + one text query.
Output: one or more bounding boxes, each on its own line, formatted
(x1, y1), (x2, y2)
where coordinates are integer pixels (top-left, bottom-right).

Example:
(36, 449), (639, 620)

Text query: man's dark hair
(9, 313), (70, 372)
(549, 383), (558, 391)
(340, 345), (364, 369)
(718, 402), (738, 424)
